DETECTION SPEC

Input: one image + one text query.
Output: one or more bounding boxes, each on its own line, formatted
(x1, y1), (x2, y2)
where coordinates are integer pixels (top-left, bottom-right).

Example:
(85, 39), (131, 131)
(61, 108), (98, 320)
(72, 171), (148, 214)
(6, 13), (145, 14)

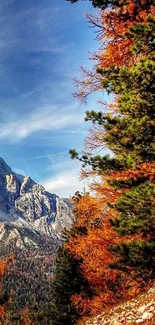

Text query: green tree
(51, 245), (93, 325)
(70, 15), (155, 276)
(66, 0), (155, 10)
(66, 0), (119, 10)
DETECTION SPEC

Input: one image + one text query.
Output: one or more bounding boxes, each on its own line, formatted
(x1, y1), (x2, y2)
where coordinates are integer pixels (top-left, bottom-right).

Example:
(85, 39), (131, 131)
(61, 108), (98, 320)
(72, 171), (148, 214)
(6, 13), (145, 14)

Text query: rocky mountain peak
(20, 176), (36, 195)
(0, 157), (73, 251)
(0, 157), (12, 175)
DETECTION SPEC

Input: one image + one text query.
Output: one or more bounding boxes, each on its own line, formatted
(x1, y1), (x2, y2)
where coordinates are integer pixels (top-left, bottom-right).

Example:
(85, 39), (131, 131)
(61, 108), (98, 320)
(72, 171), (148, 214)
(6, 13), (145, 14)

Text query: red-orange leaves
(66, 184), (145, 315)
(0, 258), (9, 325)
(109, 162), (155, 183)
(0, 259), (8, 277)
(98, 2), (155, 69)
(66, 192), (129, 314)
(72, 193), (104, 228)
(74, 2), (155, 102)
(22, 306), (33, 325)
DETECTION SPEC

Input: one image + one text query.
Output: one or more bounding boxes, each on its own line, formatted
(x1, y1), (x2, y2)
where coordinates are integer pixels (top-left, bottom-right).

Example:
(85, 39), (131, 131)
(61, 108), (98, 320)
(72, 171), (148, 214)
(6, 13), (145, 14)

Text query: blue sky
(0, 0), (102, 197)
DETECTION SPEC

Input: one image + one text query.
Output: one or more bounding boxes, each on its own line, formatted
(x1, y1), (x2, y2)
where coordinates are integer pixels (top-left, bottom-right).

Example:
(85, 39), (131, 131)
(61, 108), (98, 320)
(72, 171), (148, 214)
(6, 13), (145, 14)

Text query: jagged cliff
(0, 157), (73, 252)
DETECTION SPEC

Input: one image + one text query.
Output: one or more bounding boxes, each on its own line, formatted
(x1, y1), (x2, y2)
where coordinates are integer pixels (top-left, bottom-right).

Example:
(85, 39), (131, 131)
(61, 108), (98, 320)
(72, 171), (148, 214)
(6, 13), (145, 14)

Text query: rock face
(0, 157), (73, 251)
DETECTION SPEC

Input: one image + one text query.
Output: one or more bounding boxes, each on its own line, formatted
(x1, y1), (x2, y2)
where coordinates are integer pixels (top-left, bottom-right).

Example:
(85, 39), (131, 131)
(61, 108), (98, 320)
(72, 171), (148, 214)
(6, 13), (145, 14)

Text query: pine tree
(50, 245), (94, 325)
(54, 0), (155, 318)
(69, 1), (155, 286)
(66, 0), (119, 10)
(66, 0), (155, 11)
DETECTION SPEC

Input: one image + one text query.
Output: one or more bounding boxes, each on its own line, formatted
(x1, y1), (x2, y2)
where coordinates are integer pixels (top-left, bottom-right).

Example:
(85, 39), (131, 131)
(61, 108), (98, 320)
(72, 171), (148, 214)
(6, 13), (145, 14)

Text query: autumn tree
(22, 306), (33, 325)
(0, 258), (9, 325)
(64, 0), (155, 316)
(67, 1), (155, 103)
(70, 25), (155, 274)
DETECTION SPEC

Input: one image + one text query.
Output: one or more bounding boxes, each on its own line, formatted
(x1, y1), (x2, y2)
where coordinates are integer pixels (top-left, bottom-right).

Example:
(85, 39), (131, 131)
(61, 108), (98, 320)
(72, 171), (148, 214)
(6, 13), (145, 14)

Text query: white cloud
(41, 154), (89, 198)
(24, 151), (68, 161)
(13, 168), (26, 176)
(43, 169), (85, 198)
(0, 106), (84, 141)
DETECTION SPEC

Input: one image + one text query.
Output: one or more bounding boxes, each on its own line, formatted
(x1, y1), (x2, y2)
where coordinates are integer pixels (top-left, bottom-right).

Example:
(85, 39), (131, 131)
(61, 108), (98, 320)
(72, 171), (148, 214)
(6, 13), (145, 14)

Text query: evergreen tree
(69, 12), (155, 276)
(54, 0), (155, 317)
(66, 0), (118, 10)
(66, 0), (155, 11)
(50, 245), (94, 325)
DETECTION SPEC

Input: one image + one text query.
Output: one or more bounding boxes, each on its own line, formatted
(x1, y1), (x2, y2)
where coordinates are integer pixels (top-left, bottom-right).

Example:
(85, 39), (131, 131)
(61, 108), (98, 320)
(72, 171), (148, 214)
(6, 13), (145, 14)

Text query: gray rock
(0, 157), (73, 251)
(135, 320), (143, 323)
(142, 311), (153, 320)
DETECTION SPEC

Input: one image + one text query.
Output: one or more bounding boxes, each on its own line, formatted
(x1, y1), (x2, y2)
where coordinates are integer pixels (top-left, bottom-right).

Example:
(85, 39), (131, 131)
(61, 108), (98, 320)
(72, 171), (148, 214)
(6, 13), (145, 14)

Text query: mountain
(0, 157), (74, 318)
(0, 157), (73, 254)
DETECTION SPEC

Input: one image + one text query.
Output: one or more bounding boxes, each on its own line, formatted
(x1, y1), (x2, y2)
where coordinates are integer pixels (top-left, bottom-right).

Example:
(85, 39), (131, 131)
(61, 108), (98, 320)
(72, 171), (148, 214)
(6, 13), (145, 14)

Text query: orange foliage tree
(66, 0), (155, 317)
(22, 306), (33, 325)
(66, 186), (143, 314)
(0, 259), (9, 324)
(73, 1), (155, 102)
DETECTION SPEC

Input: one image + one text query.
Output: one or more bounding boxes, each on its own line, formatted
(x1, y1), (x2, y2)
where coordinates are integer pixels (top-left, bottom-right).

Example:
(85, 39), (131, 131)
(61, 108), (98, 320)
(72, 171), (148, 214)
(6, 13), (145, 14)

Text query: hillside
(81, 282), (155, 325)
(0, 157), (74, 323)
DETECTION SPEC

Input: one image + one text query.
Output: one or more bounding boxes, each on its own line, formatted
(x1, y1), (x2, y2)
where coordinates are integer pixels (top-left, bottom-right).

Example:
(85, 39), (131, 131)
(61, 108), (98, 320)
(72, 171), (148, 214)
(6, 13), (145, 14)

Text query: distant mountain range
(0, 157), (73, 254)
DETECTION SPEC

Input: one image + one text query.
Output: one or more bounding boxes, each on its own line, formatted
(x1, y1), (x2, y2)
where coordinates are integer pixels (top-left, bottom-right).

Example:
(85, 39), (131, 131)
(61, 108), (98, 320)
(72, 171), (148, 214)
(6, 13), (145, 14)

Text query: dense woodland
(0, 0), (155, 324)
(0, 237), (57, 324)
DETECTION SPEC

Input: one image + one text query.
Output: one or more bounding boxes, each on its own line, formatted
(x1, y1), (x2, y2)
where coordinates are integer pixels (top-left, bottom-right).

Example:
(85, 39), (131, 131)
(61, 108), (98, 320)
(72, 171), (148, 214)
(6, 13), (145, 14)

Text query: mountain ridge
(0, 157), (73, 253)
